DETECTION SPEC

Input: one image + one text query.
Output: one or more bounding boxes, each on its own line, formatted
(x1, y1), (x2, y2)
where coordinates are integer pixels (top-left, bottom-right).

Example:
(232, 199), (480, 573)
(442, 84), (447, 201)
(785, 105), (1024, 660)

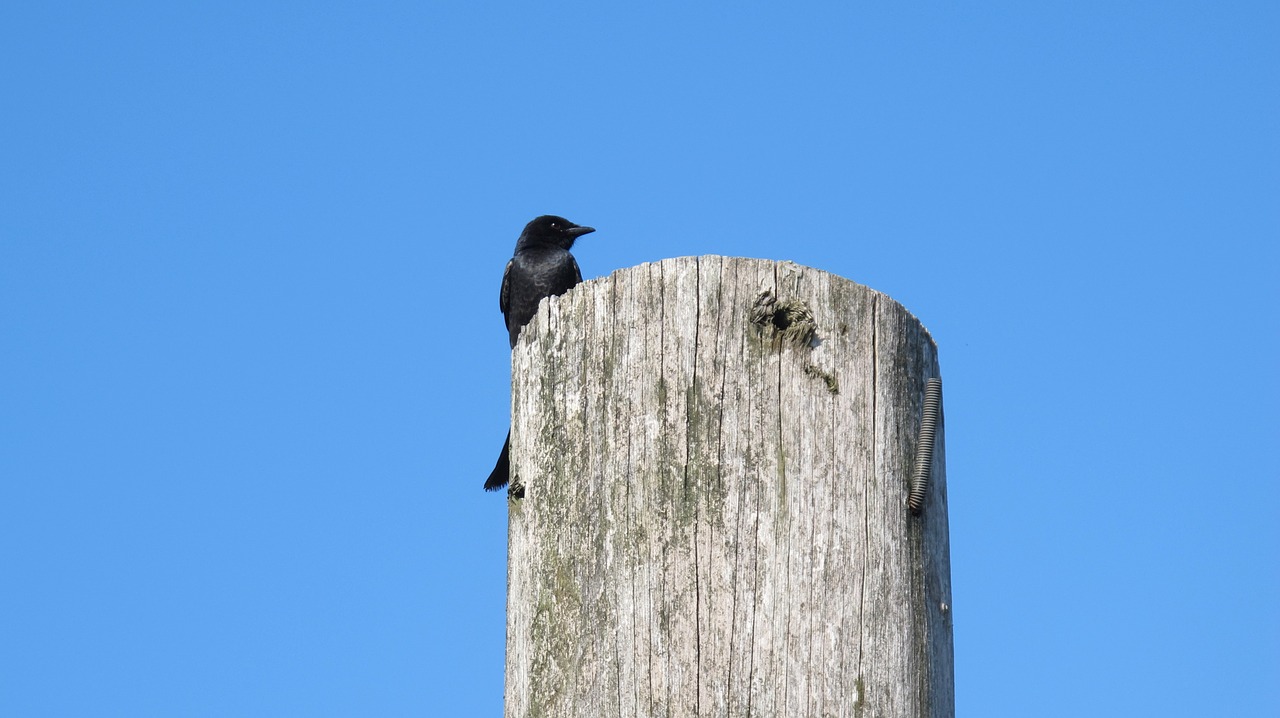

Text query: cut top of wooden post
(505, 256), (952, 718)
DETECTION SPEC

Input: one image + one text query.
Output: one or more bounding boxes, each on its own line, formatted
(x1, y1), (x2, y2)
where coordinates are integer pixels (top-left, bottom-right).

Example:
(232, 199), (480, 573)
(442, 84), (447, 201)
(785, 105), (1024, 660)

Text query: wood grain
(505, 256), (952, 718)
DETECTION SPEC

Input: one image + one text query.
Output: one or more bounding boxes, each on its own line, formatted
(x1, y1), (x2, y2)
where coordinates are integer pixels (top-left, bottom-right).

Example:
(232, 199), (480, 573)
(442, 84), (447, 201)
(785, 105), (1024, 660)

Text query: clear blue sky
(2, 2), (1276, 715)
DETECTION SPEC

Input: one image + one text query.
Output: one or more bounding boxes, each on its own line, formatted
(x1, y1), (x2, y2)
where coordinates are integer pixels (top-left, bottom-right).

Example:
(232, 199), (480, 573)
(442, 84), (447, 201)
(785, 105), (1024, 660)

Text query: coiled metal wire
(908, 378), (942, 516)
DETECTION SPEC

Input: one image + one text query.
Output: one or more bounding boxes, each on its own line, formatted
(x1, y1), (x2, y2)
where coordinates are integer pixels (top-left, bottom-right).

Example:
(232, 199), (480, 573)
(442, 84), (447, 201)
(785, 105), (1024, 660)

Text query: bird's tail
(483, 431), (511, 491)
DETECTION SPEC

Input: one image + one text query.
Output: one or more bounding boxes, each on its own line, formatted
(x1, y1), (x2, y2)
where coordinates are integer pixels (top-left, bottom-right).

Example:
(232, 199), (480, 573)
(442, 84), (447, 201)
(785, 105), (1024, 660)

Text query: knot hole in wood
(749, 289), (817, 348)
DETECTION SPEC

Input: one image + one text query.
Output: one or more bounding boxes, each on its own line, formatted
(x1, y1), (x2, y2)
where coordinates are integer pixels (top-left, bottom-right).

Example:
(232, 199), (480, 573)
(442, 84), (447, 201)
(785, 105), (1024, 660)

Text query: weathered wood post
(505, 256), (952, 717)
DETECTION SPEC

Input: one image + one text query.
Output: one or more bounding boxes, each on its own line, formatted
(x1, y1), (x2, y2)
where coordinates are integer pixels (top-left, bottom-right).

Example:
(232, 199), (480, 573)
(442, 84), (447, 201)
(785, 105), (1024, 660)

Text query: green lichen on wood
(804, 363), (840, 394)
(684, 377), (729, 533)
(527, 558), (584, 717)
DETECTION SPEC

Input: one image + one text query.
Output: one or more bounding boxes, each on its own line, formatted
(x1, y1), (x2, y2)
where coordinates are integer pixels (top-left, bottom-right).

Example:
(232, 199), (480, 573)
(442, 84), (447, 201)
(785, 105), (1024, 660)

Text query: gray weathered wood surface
(505, 256), (951, 718)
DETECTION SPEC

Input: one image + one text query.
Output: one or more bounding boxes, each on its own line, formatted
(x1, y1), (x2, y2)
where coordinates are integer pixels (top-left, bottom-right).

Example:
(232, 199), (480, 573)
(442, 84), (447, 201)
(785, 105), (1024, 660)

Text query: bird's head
(518, 215), (596, 251)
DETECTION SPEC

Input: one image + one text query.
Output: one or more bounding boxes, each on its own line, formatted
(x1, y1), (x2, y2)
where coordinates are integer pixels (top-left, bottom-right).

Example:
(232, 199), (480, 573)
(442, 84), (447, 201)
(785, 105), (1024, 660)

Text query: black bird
(485, 215), (596, 493)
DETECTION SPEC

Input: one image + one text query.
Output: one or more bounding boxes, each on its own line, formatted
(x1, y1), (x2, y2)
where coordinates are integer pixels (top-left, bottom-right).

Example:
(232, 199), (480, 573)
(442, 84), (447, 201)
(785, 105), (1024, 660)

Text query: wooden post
(505, 256), (952, 717)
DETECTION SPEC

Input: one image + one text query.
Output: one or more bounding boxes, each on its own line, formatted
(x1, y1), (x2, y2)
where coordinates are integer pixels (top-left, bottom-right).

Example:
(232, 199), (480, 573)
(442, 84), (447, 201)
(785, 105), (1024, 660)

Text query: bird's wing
(500, 259), (513, 315)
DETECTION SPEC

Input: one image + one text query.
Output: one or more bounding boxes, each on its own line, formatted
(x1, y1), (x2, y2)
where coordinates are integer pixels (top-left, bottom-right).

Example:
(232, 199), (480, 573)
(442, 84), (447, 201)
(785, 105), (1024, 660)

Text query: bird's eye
(550, 222), (559, 229)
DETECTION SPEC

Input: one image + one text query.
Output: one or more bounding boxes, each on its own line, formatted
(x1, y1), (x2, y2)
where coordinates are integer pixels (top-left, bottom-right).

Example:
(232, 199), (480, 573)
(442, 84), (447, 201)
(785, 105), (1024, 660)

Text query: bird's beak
(566, 226), (596, 239)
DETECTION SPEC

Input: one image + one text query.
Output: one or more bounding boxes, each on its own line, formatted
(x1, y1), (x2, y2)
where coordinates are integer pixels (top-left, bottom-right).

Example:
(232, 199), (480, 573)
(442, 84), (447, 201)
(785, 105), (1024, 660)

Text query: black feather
(485, 215), (595, 493)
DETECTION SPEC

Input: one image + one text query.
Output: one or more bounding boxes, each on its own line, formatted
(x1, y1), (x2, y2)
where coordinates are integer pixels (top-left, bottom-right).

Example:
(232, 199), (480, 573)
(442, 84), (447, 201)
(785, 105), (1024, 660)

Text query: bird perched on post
(485, 215), (596, 494)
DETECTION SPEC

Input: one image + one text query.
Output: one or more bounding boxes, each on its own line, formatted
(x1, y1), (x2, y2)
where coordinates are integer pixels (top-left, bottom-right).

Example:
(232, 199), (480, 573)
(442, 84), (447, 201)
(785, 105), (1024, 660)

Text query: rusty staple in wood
(908, 378), (942, 516)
